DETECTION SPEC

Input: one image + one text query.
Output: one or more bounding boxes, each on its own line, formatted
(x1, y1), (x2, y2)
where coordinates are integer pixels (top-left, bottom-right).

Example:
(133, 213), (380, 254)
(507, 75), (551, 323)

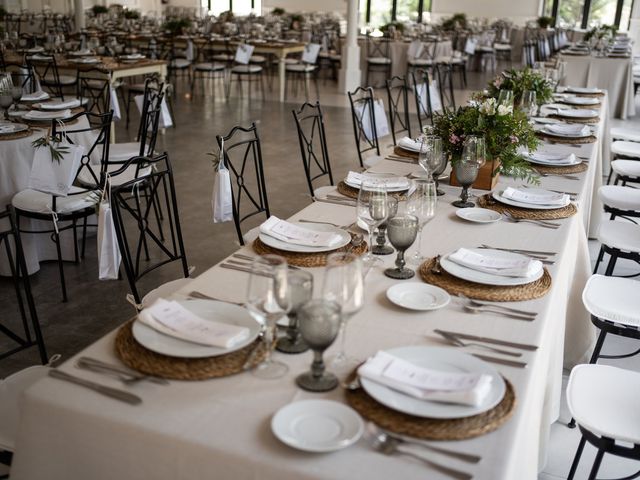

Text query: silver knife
(435, 329), (538, 351)
(315, 198), (357, 207)
(472, 353), (528, 368)
(77, 357), (169, 385)
(49, 369), (143, 404)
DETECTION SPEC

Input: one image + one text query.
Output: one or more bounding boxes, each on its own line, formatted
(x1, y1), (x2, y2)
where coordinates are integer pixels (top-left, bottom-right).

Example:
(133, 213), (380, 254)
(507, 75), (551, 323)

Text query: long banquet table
(8, 100), (606, 480)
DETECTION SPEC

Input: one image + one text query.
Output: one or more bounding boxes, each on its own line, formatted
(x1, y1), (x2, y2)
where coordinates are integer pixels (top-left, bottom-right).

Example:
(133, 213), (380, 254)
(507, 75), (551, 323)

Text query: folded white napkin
(358, 351), (493, 407)
(0, 124), (15, 133)
(138, 298), (250, 348)
(346, 171), (410, 190)
(22, 91), (49, 101)
(449, 247), (542, 278)
(545, 123), (590, 136)
(397, 136), (423, 152)
(40, 99), (81, 110)
(24, 109), (71, 120)
(528, 152), (576, 164)
(502, 186), (569, 206)
(260, 216), (343, 247)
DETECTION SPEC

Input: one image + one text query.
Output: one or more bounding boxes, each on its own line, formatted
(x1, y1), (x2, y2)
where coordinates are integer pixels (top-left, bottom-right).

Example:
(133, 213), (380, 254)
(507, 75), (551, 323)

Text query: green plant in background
(218, 10), (234, 22)
(163, 18), (192, 36)
(537, 16), (555, 28)
(0, 6), (7, 19)
(271, 7), (285, 16)
(441, 13), (467, 31)
(289, 13), (304, 29)
(432, 99), (540, 182)
(487, 67), (554, 106)
(32, 135), (69, 165)
(123, 9), (140, 19)
(380, 21), (405, 36)
(91, 5), (109, 15)
(584, 24), (618, 41)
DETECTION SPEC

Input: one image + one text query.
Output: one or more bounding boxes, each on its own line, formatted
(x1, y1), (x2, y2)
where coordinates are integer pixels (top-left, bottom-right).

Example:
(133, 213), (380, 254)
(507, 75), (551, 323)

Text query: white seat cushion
(286, 64), (317, 73)
(568, 364), (640, 444)
(12, 186), (99, 214)
(612, 140), (640, 158)
(193, 62), (225, 72)
(231, 65), (262, 73)
(611, 159), (640, 178)
(170, 58), (191, 69)
(494, 43), (512, 51)
(367, 56), (391, 65)
(477, 46), (495, 53)
(599, 185), (640, 210)
(329, 54), (341, 61)
(127, 82), (146, 92)
(109, 142), (142, 161)
(582, 274), (640, 327)
(250, 55), (266, 63)
(408, 58), (433, 66)
(597, 219), (640, 253)
(611, 127), (640, 142)
(212, 53), (233, 61)
(77, 162), (153, 188)
(42, 74), (76, 85)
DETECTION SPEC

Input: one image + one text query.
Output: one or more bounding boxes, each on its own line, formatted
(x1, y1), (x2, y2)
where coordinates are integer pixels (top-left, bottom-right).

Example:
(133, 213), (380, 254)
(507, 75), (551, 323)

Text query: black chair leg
(593, 246), (605, 273)
(587, 448), (606, 480)
(81, 216), (87, 259)
(604, 252), (619, 276)
(53, 229), (68, 303)
(567, 435), (587, 479)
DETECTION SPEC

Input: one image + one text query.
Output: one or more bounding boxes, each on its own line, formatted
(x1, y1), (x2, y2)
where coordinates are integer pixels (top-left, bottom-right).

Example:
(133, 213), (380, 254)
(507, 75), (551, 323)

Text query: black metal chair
(411, 68), (437, 132)
(190, 43), (226, 97)
(435, 64), (456, 111)
(11, 111), (113, 302)
(365, 35), (391, 88)
(76, 68), (111, 114)
(109, 153), (189, 306)
(167, 39), (193, 91)
(0, 205), (47, 364)
(385, 76), (411, 145)
(216, 123), (270, 245)
(292, 101), (334, 198)
(26, 54), (76, 100)
(348, 86), (380, 168)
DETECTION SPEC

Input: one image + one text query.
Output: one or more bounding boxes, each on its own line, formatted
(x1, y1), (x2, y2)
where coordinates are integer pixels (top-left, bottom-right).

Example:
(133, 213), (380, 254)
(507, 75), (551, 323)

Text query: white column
(629, 0), (640, 55)
(74, 0), (84, 30)
(338, 0), (361, 93)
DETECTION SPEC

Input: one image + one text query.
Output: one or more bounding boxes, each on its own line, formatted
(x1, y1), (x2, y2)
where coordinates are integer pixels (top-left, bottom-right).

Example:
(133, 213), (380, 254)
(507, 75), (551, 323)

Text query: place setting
(337, 170), (413, 201)
(477, 185), (578, 222)
(519, 147), (588, 175)
(535, 121), (597, 144)
(547, 107), (600, 124)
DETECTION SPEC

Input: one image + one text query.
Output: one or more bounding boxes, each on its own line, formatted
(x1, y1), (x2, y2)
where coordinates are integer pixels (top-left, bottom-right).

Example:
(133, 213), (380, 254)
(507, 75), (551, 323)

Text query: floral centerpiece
(432, 98), (539, 183)
(487, 67), (554, 106)
(584, 24), (617, 43)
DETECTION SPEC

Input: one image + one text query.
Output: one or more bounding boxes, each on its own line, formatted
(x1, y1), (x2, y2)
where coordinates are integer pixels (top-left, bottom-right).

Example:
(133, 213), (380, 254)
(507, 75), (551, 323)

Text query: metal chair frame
(385, 75), (412, 145)
(411, 69), (436, 131)
(348, 86), (380, 168)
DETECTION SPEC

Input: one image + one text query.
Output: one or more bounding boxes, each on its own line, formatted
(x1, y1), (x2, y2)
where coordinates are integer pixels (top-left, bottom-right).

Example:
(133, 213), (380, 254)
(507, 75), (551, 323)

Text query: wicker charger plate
(548, 114), (599, 124)
(114, 320), (267, 380)
(533, 161), (588, 174)
(536, 132), (596, 144)
(393, 145), (419, 160)
(418, 257), (552, 302)
(563, 90), (605, 97)
(252, 233), (368, 268)
(477, 193), (577, 220)
(337, 181), (409, 201)
(345, 375), (516, 440)
(0, 127), (34, 141)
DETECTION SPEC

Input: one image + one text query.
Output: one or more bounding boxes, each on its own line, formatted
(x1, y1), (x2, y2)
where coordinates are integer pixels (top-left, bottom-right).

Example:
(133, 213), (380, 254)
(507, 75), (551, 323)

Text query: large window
(544, 0), (634, 30)
(204, 0), (261, 16)
(360, 0), (431, 27)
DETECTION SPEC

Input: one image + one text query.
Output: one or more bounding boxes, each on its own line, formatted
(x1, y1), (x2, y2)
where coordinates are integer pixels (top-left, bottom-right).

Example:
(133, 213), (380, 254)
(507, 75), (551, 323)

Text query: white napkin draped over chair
(448, 247), (543, 278)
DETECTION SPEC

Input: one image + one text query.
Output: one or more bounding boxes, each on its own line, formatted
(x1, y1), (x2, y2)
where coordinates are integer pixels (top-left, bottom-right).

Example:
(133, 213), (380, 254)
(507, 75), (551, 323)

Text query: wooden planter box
(449, 158), (501, 191)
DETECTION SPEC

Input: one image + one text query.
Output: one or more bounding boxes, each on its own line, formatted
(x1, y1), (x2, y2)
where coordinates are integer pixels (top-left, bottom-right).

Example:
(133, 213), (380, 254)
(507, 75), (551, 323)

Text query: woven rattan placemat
(478, 193), (577, 220)
(536, 132), (596, 144)
(393, 146), (418, 160)
(337, 181), (408, 201)
(418, 257), (552, 302)
(548, 114), (599, 124)
(564, 90), (605, 97)
(114, 320), (267, 380)
(558, 101), (601, 110)
(345, 377), (516, 440)
(533, 161), (588, 174)
(0, 128), (34, 141)
(252, 233), (368, 267)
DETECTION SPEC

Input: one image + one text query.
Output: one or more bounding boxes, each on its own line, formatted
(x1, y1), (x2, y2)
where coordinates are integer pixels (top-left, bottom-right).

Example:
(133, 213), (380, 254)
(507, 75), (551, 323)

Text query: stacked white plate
(541, 123), (592, 139)
(554, 108), (599, 119)
(563, 87), (603, 95)
(492, 187), (571, 210)
(561, 96), (600, 106)
(0, 123), (29, 135)
(259, 222), (351, 253)
(523, 151), (581, 166)
(344, 174), (410, 193)
(23, 109), (73, 121)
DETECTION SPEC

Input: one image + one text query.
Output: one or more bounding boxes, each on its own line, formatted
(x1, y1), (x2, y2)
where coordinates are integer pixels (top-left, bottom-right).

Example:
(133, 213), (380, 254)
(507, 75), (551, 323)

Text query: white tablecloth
(10, 108), (604, 480)
(560, 53), (636, 119)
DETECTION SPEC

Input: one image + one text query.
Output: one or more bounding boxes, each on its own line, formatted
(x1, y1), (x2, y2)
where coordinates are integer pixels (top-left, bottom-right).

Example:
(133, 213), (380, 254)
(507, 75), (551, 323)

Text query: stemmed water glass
(452, 136), (486, 208)
(10, 86), (23, 113)
(0, 73), (13, 120)
(322, 252), (364, 369)
(519, 90), (537, 119)
(372, 196), (398, 255)
(497, 89), (514, 110)
(418, 135), (443, 179)
(357, 180), (388, 267)
(384, 215), (419, 279)
(245, 254), (291, 379)
(407, 179), (437, 265)
(295, 299), (342, 392)
(276, 270), (313, 354)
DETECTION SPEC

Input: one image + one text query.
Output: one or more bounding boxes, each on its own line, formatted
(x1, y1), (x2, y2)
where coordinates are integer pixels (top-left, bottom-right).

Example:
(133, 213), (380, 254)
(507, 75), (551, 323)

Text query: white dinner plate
(360, 346), (506, 419)
(259, 222), (351, 253)
(344, 177), (410, 193)
(23, 111), (73, 121)
(271, 400), (364, 452)
(541, 126), (592, 139)
(523, 152), (582, 167)
(563, 87), (603, 95)
(386, 283), (450, 311)
(37, 98), (86, 110)
(561, 96), (600, 106)
(555, 108), (599, 118)
(439, 247), (544, 286)
(492, 189), (571, 210)
(455, 208), (502, 224)
(131, 299), (261, 358)
(0, 123), (29, 135)
(20, 92), (49, 102)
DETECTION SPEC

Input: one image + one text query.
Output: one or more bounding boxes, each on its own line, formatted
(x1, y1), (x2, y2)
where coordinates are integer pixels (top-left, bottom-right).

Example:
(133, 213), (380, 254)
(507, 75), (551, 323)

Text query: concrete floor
(1, 65), (640, 479)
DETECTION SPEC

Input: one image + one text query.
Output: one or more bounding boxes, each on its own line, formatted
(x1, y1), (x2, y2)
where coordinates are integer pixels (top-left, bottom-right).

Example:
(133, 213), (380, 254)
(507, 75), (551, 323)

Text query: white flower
(497, 104), (513, 116)
(479, 98), (497, 115)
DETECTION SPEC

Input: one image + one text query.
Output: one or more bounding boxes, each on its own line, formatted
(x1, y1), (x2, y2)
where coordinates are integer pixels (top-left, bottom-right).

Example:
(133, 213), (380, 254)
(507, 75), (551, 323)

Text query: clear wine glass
(295, 299), (342, 392)
(418, 135), (443, 179)
(275, 269), (313, 354)
(245, 254), (291, 379)
(10, 86), (23, 113)
(406, 178), (437, 265)
(520, 90), (537, 119)
(384, 215), (419, 279)
(322, 252), (364, 369)
(497, 89), (514, 110)
(372, 196), (398, 256)
(357, 180), (388, 267)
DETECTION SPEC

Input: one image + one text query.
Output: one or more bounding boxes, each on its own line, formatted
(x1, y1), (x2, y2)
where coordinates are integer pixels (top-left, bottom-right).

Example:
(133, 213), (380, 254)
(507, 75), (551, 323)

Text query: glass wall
(204, 0), (261, 16)
(556, 0), (585, 28)
(546, 0), (634, 30)
(361, 0), (431, 27)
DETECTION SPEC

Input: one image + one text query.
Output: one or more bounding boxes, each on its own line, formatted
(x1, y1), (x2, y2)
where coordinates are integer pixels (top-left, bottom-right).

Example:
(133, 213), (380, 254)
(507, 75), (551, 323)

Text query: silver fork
(75, 357), (168, 385)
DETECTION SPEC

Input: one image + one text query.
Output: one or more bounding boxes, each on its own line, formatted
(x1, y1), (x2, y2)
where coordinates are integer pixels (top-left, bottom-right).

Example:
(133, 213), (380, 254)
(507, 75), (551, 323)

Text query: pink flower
(510, 135), (518, 143)
(493, 77), (503, 88)
(449, 133), (460, 144)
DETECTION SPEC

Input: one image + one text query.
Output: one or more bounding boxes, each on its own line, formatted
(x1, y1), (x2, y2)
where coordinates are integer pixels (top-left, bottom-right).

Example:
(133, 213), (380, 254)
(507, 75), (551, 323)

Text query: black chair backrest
(77, 68), (111, 114)
(348, 86), (380, 167)
(0, 205), (47, 364)
(411, 68), (435, 131)
(27, 54), (64, 99)
(216, 123), (270, 245)
(385, 76), (411, 145)
(136, 78), (165, 158)
(435, 64), (455, 111)
(292, 101), (334, 198)
(3, 61), (37, 93)
(51, 110), (113, 194)
(109, 153), (189, 305)
(366, 35), (390, 59)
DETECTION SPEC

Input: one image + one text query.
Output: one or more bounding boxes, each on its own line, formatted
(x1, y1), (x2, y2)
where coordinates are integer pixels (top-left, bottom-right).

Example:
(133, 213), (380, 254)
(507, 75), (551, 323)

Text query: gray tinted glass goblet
(452, 160), (480, 208)
(276, 270), (313, 354)
(372, 196), (398, 255)
(384, 215), (419, 280)
(296, 300), (342, 392)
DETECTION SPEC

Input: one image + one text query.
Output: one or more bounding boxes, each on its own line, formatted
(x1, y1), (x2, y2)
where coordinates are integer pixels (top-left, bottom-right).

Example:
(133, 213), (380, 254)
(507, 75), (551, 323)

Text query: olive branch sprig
(31, 134), (70, 164)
